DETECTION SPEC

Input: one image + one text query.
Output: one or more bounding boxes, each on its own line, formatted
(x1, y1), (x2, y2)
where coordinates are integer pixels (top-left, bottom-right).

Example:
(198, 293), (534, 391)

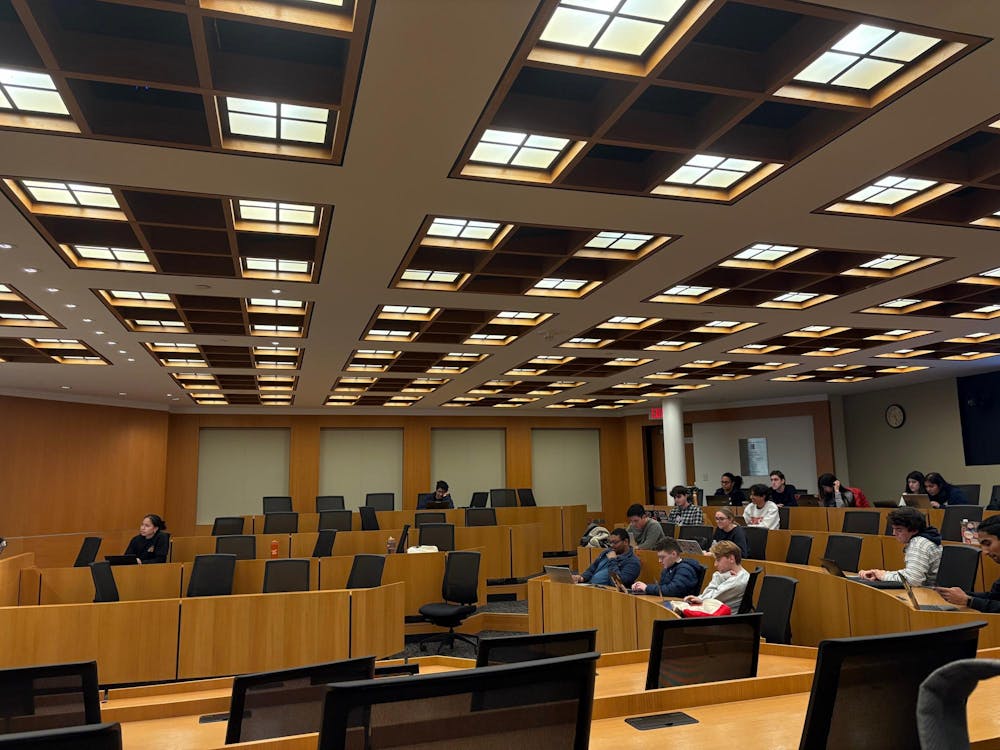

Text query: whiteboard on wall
(531, 428), (602, 510)
(431, 429), (505, 506)
(196, 428), (290, 523)
(318, 429), (403, 510)
(693, 416), (817, 493)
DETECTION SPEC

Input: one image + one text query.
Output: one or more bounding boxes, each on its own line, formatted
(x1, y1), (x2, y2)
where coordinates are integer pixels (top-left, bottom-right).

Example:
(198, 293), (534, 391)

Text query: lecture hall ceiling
(0, 0), (998, 413)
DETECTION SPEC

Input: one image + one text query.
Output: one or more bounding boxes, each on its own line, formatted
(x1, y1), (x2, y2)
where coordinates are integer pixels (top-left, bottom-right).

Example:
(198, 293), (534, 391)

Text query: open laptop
(900, 575), (958, 611)
(676, 538), (706, 556)
(901, 493), (932, 509)
(394, 524), (410, 554)
(819, 557), (904, 589)
(544, 565), (576, 584)
(104, 555), (139, 566)
(609, 571), (629, 594)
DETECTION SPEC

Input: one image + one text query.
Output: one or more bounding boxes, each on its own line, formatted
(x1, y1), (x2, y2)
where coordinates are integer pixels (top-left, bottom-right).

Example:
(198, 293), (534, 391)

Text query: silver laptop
(901, 493), (931, 509)
(544, 565), (576, 584)
(900, 575), (957, 611)
(676, 538), (706, 556)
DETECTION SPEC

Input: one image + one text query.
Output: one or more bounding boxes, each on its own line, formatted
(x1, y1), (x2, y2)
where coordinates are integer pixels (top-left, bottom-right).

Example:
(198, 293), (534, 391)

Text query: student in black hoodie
(936, 515), (1000, 612)
(631, 538), (706, 598)
(123, 514), (170, 564)
(768, 470), (798, 507)
(858, 507), (941, 586)
(923, 472), (970, 509)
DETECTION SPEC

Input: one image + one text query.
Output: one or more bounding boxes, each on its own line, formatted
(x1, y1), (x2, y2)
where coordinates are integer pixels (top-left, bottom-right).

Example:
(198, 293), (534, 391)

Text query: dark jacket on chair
(643, 558), (706, 598)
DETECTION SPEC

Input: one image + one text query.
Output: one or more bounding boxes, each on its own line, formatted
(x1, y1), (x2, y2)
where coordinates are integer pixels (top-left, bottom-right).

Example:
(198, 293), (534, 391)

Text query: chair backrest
(842, 511), (880, 535)
(756, 575), (797, 645)
(262, 496), (292, 514)
(358, 506), (379, 531)
(0, 661), (101, 735)
(414, 511), (446, 527)
(262, 512), (299, 534)
(318, 510), (352, 532)
(777, 506), (790, 529)
(419, 523), (455, 552)
(645, 613), (762, 689)
(475, 629), (597, 667)
(737, 566), (763, 614)
(744, 526), (768, 560)
(936, 544), (980, 590)
(186, 553), (237, 597)
(823, 534), (862, 573)
(465, 507), (497, 527)
(799, 622), (985, 750)
(917, 658), (1000, 749)
(661, 521), (676, 538)
(469, 491), (488, 508)
(991, 484), (1000, 504)
(262, 558), (311, 593)
(941, 505), (984, 542)
(785, 534), (813, 565)
(211, 516), (245, 536)
(364, 493), (394, 511)
(89, 562), (119, 603)
(315, 495), (345, 512)
(317, 653), (598, 750)
(678, 524), (712, 550)
(225, 656), (375, 744)
(442, 550), (480, 604)
(73, 537), (102, 568)
(311, 530), (336, 558)
(952, 484), (981, 504)
(516, 488), (536, 507)
(345, 554), (385, 589)
(215, 534), (256, 560)
(489, 488), (518, 508)
(0, 722), (122, 749)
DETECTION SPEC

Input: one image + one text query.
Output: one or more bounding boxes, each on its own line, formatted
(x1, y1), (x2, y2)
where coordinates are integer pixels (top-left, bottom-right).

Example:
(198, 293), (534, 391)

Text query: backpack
(580, 524), (610, 548)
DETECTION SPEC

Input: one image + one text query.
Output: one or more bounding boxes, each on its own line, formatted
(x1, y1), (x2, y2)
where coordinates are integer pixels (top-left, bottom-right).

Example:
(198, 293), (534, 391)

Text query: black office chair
(941, 505), (983, 542)
(345, 554), (385, 589)
(516, 488), (536, 507)
(661, 521), (676, 538)
(311, 530), (336, 558)
(469, 491), (488, 508)
(262, 559), (310, 593)
(262, 496), (292, 514)
(215, 534), (256, 560)
(842, 511), (880, 535)
(785, 534), (813, 565)
(89, 561), (119, 603)
(0, 723), (122, 749)
(465, 507), (497, 527)
(823, 535), (863, 574)
(315, 495), (345, 512)
(211, 516), (245, 536)
(359, 506), (379, 531)
(420, 523), (455, 552)
(737, 566), (763, 614)
(990, 484), (1000, 507)
(756, 575), (797, 644)
(417, 550), (481, 653)
(262, 512), (299, 534)
(365, 493), (394, 511)
(414, 511), (446, 527)
(952, 484), (981, 504)
(917, 658), (1000, 749)
(936, 545), (980, 591)
(475, 629), (597, 667)
(489, 488), (518, 508)
(777, 506), (790, 530)
(744, 527), (768, 560)
(679, 524), (713, 550)
(73, 537), (102, 568)
(186, 554), (237, 597)
(318, 509), (352, 532)
(0, 661), (101, 735)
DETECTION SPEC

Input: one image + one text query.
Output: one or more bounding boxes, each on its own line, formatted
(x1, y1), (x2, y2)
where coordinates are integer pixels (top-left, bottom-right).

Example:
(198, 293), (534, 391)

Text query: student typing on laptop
(857, 507), (942, 586)
(631, 538), (705, 598)
(936, 515), (1000, 613)
(572, 528), (640, 587)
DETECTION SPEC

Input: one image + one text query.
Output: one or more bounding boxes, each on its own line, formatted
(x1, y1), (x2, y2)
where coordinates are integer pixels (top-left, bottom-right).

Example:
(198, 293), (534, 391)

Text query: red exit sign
(649, 406), (662, 420)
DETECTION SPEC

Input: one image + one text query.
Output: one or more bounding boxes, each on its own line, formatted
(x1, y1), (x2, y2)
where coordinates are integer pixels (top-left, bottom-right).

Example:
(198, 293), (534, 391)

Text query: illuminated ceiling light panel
(21, 180), (118, 208)
(770, 292), (818, 304)
(664, 155), (762, 189)
(243, 258), (311, 274)
(248, 297), (305, 308)
(703, 320), (740, 328)
(733, 243), (798, 262)
(0, 68), (70, 115)
(972, 304), (1000, 314)
(225, 97), (330, 144)
(585, 231), (653, 250)
(662, 284), (711, 297)
(532, 277), (588, 291)
(800, 325), (832, 333)
(426, 218), (502, 240)
(793, 25), (939, 90)
(494, 311), (543, 322)
(606, 315), (648, 325)
(878, 298), (922, 309)
(73, 245), (149, 264)
(400, 269), (461, 283)
(845, 176), (937, 205)
(236, 199), (317, 226)
(110, 290), (170, 301)
(470, 129), (570, 170)
(538, 0), (685, 57)
(977, 267), (1000, 278)
(857, 253), (920, 270)
(568, 337), (602, 344)
(382, 305), (433, 315)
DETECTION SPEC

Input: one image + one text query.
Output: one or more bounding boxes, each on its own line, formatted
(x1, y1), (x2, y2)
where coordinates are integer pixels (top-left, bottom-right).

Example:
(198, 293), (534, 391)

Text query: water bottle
(270, 539), (279, 558)
(386, 536), (396, 554)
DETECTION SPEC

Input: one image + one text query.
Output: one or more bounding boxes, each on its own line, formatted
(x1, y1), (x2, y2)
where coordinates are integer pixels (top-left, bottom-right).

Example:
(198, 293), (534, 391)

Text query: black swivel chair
(186, 554), (237, 597)
(417, 550), (481, 653)
(469, 491), (488, 508)
(359, 506), (379, 531)
(262, 559), (311, 593)
(89, 561), (119, 603)
(345, 554), (385, 589)
(737, 566), (763, 614)
(365, 493), (394, 511)
(516, 488), (537, 507)
(823, 535), (863, 574)
(318, 510), (352, 532)
(842, 511), (880, 535)
(262, 512), (299, 534)
(311, 530), (336, 558)
(744, 527), (768, 560)
(990, 484), (1000, 507)
(211, 516), (245, 536)
(785, 534), (813, 565)
(777, 506), (790, 530)
(756, 575), (797, 644)
(414, 511), (446, 527)
(645, 614), (762, 689)
(941, 505), (983, 542)
(315, 495), (345, 512)
(420, 523), (455, 552)
(465, 507), (497, 527)
(215, 534), (256, 560)
(936, 545), (980, 591)
(661, 521), (676, 538)
(0, 723), (123, 749)
(952, 484), (981, 504)
(262, 496), (292, 514)
(489, 488), (518, 508)
(73, 537), (102, 568)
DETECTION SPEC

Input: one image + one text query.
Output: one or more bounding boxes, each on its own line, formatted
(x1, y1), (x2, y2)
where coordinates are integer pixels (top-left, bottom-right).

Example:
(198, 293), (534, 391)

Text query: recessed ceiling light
(118, 349), (126, 354)
(846, 176), (936, 205)
(95, 330), (104, 335)
(23, 267), (37, 273)
(64, 303), (76, 309)
(665, 155), (762, 188)
(0, 242), (13, 249)
(46, 287), (59, 293)
(82, 318), (92, 323)
(271, 289), (282, 294)
(127, 358), (135, 362)
(59, 385), (70, 390)
(118, 392), (126, 396)
(470, 129), (571, 170)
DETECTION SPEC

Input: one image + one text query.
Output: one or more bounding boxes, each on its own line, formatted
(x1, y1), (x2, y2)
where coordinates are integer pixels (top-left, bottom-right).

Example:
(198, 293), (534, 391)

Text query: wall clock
(885, 404), (906, 429)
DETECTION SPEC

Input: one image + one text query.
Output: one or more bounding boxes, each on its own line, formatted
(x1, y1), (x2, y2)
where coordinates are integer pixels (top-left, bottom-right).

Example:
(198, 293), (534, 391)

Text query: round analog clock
(885, 404), (906, 429)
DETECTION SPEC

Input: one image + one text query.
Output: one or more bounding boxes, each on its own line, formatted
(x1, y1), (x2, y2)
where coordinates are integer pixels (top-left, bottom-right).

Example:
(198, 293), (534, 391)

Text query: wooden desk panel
(783, 507), (829, 532)
(542, 581), (638, 653)
(332, 529), (396, 557)
(0, 553), (33, 606)
(349, 582), (405, 659)
(633, 595), (678, 649)
(495, 506), (563, 553)
(379, 552), (445, 616)
(455, 525), (509, 579)
(509, 522), (544, 578)
(847, 578), (912, 638)
(170, 534), (292, 563)
(4, 531), (136, 568)
(561, 505), (589, 551)
(760, 561), (852, 646)
(177, 590), (351, 679)
(37, 564), (184, 604)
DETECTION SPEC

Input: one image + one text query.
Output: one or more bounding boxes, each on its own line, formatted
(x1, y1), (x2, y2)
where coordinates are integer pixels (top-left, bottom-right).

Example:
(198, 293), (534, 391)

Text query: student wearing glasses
(712, 507), (749, 559)
(713, 472), (747, 506)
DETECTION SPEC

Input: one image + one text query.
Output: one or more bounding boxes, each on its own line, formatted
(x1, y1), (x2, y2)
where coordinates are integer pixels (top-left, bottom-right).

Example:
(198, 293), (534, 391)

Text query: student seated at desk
(714, 472), (747, 506)
(712, 508), (749, 559)
(858, 507), (941, 586)
(665, 486), (704, 526)
(684, 540), (749, 611)
(936, 515), (1000, 613)
(631, 538), (705, 597)
(768, 470), (799, 507)
(743, 484), (780, 530)
(572, 528), (640, 587)
(123, 514), (170, 564)
(626, 503), (665, 550)
(417, 480), (454, 509)
(924, 472), (970, 509)
(817, 473), (869, 508)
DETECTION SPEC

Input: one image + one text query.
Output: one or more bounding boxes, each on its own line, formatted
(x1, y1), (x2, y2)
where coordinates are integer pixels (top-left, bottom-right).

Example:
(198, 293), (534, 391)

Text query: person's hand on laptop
(934, 587), (971, 606)
(857, 568), (884, 580)
(632, 581), (647, 593)
(571, 574), (583, 583)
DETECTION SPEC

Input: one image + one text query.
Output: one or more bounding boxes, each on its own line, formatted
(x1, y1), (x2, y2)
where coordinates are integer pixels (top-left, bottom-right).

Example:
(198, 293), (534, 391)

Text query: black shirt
(714, 487), (747, 506)
(124, 531), (170, 563)
(712, 526), (749, 559)
(769, 484), (798, 507)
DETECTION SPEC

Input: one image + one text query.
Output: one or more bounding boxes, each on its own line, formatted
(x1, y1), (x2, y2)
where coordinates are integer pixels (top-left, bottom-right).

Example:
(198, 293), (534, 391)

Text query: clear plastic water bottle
(386, 536), (395, 554)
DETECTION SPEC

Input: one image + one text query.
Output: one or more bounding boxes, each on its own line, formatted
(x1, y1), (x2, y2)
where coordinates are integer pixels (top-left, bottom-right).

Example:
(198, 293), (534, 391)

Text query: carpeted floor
(390, 600), (529, 660)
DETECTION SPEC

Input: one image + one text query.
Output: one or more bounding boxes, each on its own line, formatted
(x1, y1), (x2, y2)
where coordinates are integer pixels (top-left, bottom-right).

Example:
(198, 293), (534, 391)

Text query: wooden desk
(0, 553), (33, 606)
(29, 563), (184, 604)
(2, 531), (136, 569)
(170, 534), (292, 563)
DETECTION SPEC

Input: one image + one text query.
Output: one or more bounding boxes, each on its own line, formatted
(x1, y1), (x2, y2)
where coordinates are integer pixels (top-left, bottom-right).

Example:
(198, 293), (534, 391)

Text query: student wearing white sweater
(684, 540), (750, 611)
(743, 483), (780, 531)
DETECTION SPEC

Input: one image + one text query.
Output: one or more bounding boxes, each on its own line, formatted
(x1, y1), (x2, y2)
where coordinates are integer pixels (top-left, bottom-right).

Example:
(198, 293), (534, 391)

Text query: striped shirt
(882, 535), (941, 586)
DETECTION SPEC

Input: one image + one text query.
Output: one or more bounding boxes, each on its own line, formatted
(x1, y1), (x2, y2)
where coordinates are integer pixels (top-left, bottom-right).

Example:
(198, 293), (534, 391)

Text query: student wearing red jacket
(817, 473), (870, 507)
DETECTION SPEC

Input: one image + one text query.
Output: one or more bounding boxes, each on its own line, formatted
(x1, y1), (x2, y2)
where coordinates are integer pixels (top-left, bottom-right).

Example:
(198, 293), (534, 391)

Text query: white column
(660, 398), (686, 505)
